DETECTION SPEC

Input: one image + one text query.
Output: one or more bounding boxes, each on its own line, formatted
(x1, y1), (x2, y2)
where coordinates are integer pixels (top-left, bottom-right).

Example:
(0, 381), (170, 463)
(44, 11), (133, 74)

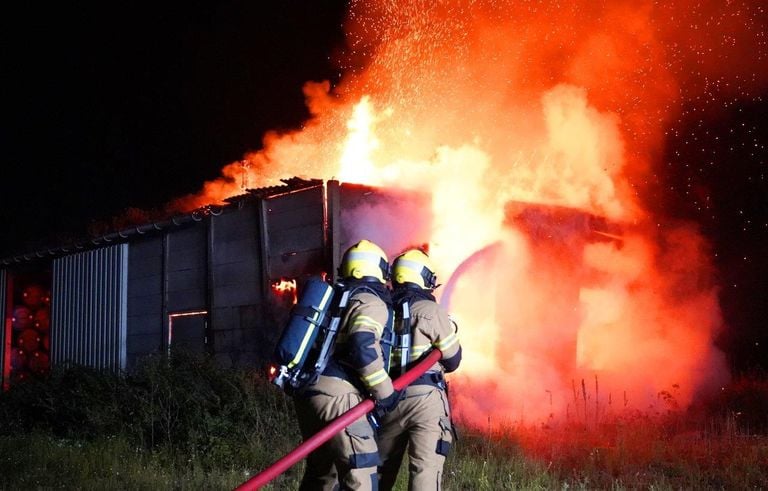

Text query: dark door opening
(168, 311), (208, 355)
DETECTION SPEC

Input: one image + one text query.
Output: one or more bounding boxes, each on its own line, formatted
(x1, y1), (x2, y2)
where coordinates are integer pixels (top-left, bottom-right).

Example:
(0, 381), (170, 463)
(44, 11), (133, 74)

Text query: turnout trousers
(294, 376), (380, 491)
(377, 384), (453, 491)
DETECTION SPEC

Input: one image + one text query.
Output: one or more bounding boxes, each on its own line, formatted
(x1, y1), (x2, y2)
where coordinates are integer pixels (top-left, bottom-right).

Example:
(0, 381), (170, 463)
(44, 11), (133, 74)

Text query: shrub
(0, 351), (300, 470)
(0, 365), (128, 438)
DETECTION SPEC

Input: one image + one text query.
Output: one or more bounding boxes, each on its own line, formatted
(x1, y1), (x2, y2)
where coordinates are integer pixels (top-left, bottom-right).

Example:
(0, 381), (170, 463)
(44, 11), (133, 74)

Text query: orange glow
(268, 364), (278, 381)
(173, 1), (765, 427)
(272, 279), (298, 304)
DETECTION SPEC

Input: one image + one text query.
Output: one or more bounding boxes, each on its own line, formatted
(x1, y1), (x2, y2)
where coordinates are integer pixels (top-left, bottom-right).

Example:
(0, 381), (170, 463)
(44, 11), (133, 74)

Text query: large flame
(176, 1), (766, 426)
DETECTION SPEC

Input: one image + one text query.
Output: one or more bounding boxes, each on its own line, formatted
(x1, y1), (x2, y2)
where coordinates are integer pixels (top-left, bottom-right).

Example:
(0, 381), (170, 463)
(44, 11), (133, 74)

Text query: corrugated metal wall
(51, 244), (128, 371)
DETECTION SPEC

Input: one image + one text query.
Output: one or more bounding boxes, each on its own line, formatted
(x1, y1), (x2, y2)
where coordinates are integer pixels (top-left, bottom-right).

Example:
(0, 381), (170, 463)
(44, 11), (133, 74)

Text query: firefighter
(376, 249), (462, 491)
(294, 239), (403, 491)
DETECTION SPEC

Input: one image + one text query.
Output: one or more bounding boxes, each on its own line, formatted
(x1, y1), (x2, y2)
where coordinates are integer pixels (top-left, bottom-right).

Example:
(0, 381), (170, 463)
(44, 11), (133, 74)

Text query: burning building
(2, 171), (725, 427)
(0, 179), (430, 387)
(3, 0), (755, 427)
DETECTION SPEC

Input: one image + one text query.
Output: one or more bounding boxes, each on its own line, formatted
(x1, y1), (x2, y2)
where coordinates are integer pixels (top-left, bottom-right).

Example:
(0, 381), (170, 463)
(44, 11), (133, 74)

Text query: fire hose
(235, 348), (443, 490)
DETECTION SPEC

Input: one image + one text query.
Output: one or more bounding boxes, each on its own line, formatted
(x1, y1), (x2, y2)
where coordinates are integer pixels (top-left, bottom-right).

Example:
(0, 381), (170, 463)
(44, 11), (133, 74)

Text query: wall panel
(51, 244), (128, 371)
(264, 186), (325, 280)
(127, 238), (163, 367)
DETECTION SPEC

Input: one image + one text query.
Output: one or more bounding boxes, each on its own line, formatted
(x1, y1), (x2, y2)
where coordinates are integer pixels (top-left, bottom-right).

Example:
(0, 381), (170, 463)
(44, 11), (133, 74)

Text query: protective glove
(372, 389), (404, 421)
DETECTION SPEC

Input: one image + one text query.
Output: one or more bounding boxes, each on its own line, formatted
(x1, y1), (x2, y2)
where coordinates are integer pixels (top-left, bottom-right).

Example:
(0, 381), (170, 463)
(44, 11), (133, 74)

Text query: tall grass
(453, 416), (768, 489)
(0, 432), (250, 490)
(0, 352), (303, 490)
(0, 357), (766, 490)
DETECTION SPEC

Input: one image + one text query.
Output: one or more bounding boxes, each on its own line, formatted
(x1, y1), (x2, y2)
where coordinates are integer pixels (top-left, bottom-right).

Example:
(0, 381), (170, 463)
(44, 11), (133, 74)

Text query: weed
(0, 360), (766, 489)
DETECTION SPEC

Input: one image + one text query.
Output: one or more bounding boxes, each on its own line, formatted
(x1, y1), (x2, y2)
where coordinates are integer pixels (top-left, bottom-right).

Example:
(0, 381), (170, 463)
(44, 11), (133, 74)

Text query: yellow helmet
(392, 249), (438, 289)
(339, 239), (390, 283)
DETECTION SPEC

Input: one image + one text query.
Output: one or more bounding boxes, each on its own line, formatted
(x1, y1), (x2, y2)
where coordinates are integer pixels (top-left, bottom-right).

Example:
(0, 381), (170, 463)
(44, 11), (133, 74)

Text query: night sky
(1, 1), (347, 251)
(1, 2), (765, 372)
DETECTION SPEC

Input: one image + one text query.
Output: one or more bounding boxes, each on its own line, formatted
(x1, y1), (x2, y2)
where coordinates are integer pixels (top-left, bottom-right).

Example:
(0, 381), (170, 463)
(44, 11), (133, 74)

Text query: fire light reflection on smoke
(171, 0), (768, 428)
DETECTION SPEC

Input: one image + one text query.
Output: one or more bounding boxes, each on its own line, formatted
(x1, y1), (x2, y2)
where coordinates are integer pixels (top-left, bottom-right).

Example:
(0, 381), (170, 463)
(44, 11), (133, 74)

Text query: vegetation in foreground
(0, 354), (766, 490)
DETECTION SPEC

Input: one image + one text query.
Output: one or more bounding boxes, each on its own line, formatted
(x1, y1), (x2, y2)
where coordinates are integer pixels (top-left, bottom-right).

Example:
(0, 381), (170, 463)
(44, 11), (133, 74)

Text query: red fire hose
(235, 349), (443, 491)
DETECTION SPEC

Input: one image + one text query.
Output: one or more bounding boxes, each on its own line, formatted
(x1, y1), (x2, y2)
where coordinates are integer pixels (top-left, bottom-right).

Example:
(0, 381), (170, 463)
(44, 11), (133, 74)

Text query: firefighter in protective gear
(377, 249), (462, 491)
(295, 239), (402, 490)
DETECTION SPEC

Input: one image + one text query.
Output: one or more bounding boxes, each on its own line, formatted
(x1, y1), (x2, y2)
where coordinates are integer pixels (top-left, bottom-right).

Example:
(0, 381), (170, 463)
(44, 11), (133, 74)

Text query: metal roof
(224, 177), (323, 203)
(0, 177), (324, 266)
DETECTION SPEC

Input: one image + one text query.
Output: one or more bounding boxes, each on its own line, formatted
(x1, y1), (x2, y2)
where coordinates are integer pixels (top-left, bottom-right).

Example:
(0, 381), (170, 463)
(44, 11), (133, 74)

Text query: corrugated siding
(51, 244), (128, 371)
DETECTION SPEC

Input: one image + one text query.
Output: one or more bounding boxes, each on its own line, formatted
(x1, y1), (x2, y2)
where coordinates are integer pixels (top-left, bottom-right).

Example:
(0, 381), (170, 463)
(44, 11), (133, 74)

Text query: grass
(5, 424), (763, 490)
(450, 417), (768, 490)
(0, 357), (766, 490)
(0, 432), (248, 490)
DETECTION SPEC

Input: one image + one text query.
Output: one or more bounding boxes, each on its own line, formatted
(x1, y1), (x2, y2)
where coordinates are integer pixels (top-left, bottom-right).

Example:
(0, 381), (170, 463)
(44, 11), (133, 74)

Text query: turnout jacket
(325, 290), (395, 401)
(395, 296), (462, 375)
(378, 289), (460, 491)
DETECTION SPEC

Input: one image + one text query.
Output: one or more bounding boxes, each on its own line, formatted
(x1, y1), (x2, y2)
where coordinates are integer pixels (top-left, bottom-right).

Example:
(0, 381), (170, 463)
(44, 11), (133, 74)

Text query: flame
(271, 279), (298, 304)
(268, 364), (278, 381)
(176, 1), (767, 427)
(338, 96), (381, 183)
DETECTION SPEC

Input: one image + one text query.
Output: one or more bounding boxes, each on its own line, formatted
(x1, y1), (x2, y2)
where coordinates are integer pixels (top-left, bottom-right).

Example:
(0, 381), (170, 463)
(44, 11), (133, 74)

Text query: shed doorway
(167, 311), (208, 355)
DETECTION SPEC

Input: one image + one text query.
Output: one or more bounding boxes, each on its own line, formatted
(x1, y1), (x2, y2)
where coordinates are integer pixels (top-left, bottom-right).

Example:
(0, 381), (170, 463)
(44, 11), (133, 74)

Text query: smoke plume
(180, 0), (766, 424)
